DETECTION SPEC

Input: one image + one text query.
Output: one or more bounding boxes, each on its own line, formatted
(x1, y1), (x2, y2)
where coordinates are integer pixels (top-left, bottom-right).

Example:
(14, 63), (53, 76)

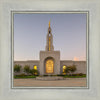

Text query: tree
(67, 65), (77, 75)
(24, 65), (30, 74)
(70, 65), (77, 75)
(64, 65), (77, 75)
(64, 66), (70, 75)
(14, 64), (21, 73)
(29, 69), (38, 75)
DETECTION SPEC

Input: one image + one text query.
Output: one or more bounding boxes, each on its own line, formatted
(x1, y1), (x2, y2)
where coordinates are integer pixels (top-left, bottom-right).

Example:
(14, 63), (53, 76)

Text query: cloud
(73, 57), (79, 61)
(73, 56), (86, 61)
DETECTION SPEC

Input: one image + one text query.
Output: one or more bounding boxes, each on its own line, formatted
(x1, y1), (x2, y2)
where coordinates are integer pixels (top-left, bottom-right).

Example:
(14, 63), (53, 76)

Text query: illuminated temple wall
(39, 51), (60, 75)
(14, 60), (86, 75)
(60, 60), (86, 74)
(14, 60), (39, 75)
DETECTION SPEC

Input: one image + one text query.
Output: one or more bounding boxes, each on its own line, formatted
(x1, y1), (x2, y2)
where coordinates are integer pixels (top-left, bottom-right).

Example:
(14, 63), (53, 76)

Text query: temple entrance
(45, 59), (54, 74)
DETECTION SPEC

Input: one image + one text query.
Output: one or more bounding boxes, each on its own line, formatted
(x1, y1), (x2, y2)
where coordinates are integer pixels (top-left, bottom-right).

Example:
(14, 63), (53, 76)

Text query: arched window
(34, 65), (37, 70)
(63, 65), (66, 73)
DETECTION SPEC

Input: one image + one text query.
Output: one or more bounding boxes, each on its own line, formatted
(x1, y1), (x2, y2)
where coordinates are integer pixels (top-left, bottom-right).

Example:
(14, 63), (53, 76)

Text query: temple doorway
(45, 59), (54, 74)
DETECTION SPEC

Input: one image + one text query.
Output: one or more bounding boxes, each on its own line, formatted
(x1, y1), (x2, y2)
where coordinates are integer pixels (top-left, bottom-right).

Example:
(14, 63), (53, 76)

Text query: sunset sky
(14, 13), (86, 61)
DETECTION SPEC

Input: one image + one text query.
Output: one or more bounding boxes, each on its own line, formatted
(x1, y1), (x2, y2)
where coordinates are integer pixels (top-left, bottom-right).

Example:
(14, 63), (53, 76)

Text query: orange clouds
(73, 57), (79, 61)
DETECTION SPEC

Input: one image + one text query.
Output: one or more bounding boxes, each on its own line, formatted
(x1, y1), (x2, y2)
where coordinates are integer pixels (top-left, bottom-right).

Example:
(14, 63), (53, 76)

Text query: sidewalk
(13, 78), (87, 87)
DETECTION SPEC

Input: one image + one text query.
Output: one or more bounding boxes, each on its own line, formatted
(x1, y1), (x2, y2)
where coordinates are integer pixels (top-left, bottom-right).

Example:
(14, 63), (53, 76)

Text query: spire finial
(49, 21), (50, 27)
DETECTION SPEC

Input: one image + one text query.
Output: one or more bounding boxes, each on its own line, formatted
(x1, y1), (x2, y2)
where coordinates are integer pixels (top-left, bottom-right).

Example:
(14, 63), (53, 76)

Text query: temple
(14, 22), (86, 75)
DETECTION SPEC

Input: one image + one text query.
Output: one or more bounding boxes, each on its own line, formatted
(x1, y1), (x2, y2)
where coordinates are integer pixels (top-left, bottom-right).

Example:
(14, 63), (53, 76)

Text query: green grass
(14, 75), (36, 79)
(14, 74), (86, 79)
(63, 74), (86, 78)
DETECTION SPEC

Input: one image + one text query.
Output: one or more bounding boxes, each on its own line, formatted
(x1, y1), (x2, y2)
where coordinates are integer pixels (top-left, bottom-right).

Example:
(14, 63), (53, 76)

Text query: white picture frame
(12, 11), (88, 89)
(0, 0), (100, 100)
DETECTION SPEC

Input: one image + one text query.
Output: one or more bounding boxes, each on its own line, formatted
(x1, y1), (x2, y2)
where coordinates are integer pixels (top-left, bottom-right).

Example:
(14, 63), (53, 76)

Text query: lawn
(14, 74), (86, 79)
(63, 74), (86, 78)
(14, 75), (36, 79)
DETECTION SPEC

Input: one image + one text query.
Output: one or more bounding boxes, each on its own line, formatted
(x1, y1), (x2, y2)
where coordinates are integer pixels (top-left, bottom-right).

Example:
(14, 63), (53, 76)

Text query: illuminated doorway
(45, 59), (54, 74)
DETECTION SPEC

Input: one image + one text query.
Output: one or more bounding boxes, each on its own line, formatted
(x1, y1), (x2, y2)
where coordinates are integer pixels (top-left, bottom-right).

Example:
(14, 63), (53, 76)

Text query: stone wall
(14, 60), (39, 74)
(39, 51), (60, 75)
(60, 60), (86, 74)
(14, 60), (86, 75)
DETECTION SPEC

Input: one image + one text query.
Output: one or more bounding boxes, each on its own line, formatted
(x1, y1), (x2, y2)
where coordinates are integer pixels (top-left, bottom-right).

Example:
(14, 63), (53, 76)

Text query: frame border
(11, 11), (89, 89)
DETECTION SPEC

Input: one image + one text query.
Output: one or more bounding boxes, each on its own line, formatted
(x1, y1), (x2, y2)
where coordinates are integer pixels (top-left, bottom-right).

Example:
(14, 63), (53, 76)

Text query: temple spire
(49, 21), (50, 27)
(45, 21), (54, 51)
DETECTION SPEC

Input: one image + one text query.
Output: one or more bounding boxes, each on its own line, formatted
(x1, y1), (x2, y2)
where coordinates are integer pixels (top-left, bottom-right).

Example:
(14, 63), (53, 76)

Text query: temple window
(63, 65), (66, 73)
(34, 65), (37, 70)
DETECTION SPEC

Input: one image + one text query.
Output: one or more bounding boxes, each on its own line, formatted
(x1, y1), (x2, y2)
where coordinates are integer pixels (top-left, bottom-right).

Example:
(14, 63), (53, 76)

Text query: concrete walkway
(14, 78), (87, 87)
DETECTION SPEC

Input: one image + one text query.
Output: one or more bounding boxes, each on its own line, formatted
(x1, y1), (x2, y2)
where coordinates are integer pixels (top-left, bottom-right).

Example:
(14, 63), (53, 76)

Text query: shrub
(64, 67), (70, 74)
(15, 73), (25, 77)
(24, 65), (30, 74)
(79, 73), (83, 76)
(57, 74), (65, 76)
(19, 73), (25, 77)
(72, 74), (77, 76)
(43, 75), (48, 76)
(64, 65), (77, 75)
(29, 69), (38, 75)
(70, 65), (77, 73)
(14, 75), (37, 79)
(14, 64), (21, 73)
(52, 75), (57, 76)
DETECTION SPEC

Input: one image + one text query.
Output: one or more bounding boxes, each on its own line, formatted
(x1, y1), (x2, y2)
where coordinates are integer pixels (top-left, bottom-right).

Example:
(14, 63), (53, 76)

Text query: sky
(14, 13), (86, 61)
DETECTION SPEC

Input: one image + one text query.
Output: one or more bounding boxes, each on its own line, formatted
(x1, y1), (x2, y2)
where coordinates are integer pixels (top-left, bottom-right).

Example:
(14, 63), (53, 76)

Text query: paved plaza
(13, 78), (87, 87)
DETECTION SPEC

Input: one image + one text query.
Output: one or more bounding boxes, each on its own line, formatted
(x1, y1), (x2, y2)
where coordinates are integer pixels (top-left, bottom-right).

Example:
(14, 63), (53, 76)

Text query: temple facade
(14, 22), (86, 75)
